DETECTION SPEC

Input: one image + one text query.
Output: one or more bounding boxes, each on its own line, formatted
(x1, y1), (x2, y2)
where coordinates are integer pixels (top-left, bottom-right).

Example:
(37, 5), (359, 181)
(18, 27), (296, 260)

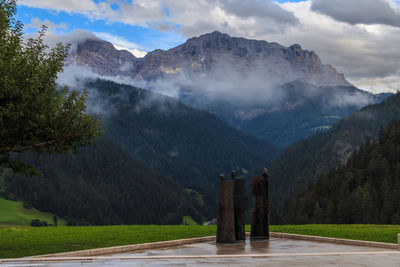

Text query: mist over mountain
(2, 78), (278, 224)
(71, 31), (350, 88)
(85, 79), (278, 222)
(64, 31), (389, 147)
(270, 92), (400, 209)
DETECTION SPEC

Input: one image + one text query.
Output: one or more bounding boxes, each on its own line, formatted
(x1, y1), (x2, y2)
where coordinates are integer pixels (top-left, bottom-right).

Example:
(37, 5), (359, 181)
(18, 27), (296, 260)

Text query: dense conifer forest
(282, 118), (400, 224)
(270, 93), (400, 207)
(2, 137), (191, 225)
(0, 79), (278, 225)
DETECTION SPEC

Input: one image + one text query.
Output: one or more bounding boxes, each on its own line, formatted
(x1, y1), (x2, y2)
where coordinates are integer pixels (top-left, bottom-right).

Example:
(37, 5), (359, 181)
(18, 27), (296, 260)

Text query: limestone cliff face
(70, 39), (138, 77)
(70, 31), (351, 87)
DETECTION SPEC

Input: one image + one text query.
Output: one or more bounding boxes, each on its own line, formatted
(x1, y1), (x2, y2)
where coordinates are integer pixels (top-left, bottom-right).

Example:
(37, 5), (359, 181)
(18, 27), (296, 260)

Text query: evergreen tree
(283, 118), (400, 224)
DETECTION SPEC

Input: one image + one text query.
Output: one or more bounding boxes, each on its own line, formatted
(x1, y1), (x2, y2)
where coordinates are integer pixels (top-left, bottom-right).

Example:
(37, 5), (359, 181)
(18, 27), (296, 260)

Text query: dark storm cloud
(311, 0), (400, 27)
(220, 0), (299, 25)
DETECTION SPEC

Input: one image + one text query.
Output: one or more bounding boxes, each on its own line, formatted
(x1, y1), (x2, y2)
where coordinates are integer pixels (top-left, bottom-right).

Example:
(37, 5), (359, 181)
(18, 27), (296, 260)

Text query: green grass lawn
(0, 198), (66, 227)
(270, 224), (400, 244)
(1, 224), (399, 259)
(0, 225), (216, 258)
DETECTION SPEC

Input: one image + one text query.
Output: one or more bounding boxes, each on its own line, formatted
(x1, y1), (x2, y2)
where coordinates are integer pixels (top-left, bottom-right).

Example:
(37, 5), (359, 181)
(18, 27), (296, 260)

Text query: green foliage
(0, 0), (100, 175)
(0, 197), (66, 226)
(270, 92), (400, 209)
(283, 118), (400, 224)
(30, 219), (48, 227)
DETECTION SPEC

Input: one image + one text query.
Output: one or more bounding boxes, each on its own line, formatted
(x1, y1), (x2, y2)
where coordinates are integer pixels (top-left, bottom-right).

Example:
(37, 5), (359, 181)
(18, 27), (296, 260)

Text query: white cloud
(258, 1), (400, 93)
(352, 73), (400, 93)
(25, 17), (68, 32)
(18, 0), (400, 92)
(18, 0), (115, 20)
(93, 32), (147, 58)
(18, 0), (299, 36)
(29, 28), (147, 58)
(113, 45), (147, 58)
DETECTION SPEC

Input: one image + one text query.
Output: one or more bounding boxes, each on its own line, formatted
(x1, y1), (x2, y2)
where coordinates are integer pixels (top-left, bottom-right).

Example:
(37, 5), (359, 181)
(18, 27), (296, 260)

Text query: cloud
(18, 0), (299, 37)
(325, 90), (373, 108)
(259, 1), (400, 92)
(57, 63), (139, 116)
(30, 29), (147, 59)
(25, 17), (68, 32)
(141, 58), (373, 116)
(57, 63), (181, 116)
(311, 0), (400, 27)
(352, 73), (400, 93)
(18, 0), (115, 21)
(18, 0), (400, 92)
(220, 0), (299, 25)
(57, 62), (137, 89)
(162, 0), (299, 36)
(28, 29), (100, 51)
(93, 32), (147, 57)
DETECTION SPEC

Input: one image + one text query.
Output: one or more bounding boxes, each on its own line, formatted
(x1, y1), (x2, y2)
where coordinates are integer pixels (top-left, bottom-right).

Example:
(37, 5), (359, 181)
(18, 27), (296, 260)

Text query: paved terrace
(2, 235), (400, 266)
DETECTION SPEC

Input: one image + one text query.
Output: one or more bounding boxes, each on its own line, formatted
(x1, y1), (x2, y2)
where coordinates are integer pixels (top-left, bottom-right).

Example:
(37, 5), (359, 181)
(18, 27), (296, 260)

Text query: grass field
(0, 198), (66, 227)
(270, 224), (400, 244)
(1, 224), (399, 259)
(0, 225), (217, 258)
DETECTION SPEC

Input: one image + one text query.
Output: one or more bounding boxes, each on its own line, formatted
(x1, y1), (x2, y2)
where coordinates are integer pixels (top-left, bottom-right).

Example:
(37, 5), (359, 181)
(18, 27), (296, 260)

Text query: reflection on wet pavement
(2, 238), (400, 266)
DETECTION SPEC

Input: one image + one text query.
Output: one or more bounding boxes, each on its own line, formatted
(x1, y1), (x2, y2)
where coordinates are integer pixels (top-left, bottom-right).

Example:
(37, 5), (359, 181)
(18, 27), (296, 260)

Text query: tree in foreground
(0, 0), (101, 175)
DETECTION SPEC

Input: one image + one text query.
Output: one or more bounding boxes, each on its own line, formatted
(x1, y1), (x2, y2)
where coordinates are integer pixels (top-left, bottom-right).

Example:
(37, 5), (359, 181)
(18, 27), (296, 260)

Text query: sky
(15, 0), (400, 93)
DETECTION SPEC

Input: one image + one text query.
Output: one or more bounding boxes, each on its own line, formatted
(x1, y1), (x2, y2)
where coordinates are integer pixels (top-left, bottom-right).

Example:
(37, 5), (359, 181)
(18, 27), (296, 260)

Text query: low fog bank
(42, 30), (376, 119)
(58, 64), (181, 117)
(57, 60), (376, 120)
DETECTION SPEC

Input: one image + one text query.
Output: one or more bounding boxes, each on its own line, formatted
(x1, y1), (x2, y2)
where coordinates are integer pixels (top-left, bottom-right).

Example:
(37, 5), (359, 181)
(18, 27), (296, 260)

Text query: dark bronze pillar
(217, 174), (235, 243)
(250, 168), (269, 239)
(233, 171), (247, 241)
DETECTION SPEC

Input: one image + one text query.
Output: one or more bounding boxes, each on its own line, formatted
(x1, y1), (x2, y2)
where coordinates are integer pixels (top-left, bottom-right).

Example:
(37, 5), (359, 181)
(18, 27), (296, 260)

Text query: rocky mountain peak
(69, 31), (352, 87)
(70, 38), (138, 77)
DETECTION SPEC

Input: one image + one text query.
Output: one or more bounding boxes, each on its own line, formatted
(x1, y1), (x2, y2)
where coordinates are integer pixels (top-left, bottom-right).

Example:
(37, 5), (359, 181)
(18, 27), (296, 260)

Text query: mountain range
(2, 31), (396, 225)
(72, 31), (349, 87)
(68, 31), (388, 147)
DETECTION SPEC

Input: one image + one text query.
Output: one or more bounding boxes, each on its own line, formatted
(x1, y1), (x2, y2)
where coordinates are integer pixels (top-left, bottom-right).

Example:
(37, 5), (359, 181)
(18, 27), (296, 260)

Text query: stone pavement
(2, 238), (400, 266)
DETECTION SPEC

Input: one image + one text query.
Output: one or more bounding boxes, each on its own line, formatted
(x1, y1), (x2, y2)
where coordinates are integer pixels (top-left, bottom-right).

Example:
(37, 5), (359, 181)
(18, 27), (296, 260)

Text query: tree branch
(0, 132), (86, 153)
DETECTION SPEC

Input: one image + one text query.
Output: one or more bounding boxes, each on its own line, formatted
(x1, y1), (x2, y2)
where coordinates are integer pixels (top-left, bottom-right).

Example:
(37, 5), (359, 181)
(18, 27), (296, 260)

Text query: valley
(68, 31), (390, 148)
(1, 25), (399, 228)
(3, 1), (400, 263)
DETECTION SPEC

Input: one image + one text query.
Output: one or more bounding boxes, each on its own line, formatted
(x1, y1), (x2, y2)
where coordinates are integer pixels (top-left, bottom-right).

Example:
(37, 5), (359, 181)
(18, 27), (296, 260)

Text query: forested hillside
(283, 118), (400, 224)
(2, 137), (192, 225)
(188, 81), (389, 148)
(85, 79), (277, 218)
(1, 79), (278, 225)
(270, 92), (400, 207)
